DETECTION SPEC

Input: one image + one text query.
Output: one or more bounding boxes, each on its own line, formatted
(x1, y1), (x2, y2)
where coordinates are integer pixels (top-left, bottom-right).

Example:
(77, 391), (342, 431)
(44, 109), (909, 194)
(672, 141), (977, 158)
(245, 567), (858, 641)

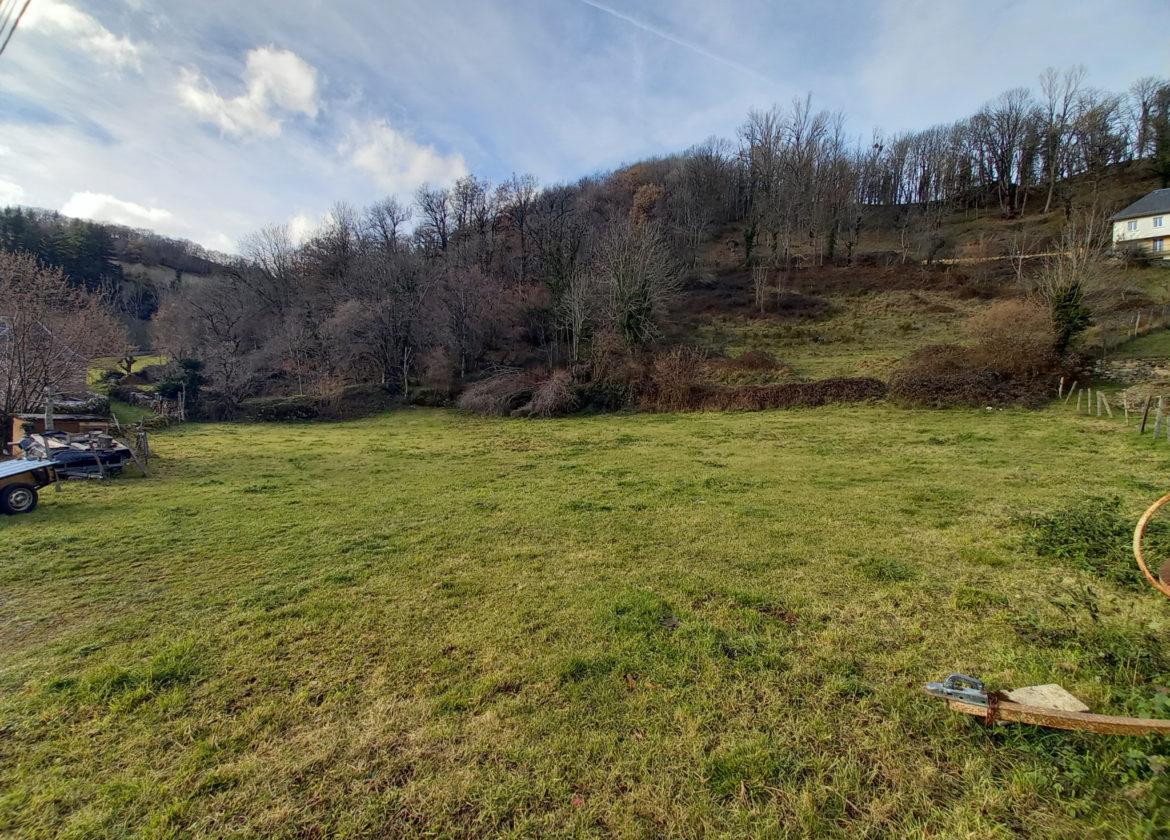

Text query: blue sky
(0, 0), (1166, 252)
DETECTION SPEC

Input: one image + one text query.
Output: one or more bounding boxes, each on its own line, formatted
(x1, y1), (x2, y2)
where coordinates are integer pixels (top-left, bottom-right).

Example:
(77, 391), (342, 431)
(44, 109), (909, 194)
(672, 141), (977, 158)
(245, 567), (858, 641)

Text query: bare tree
(752, 264), (768, 313)
(414, 184), (452, 256)
(1039, 66), (1085, 213)
(440, 266), (501, 379)
(363, 198), (412, 254)
(1025, 205), (1113, 354)
(498, 173), (538, 282)
(1127, 76), (1165, 161)
(1070, 90), (1127, 192)
(973, 88), (1037, 217)
(155, 275), (263, 410)
(592, 221), (683, 348)
(0, 251), (124, 430)
(1006, 222), (1043, 285)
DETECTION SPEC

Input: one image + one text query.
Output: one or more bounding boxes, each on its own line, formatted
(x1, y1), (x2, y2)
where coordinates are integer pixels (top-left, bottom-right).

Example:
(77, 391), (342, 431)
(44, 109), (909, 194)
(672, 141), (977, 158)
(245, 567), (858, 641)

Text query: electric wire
(0, 0), (32, 58)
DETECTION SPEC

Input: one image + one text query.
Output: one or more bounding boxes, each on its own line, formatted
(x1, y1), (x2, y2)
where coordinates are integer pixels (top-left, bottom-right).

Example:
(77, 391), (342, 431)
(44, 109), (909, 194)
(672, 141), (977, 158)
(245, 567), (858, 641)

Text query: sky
(0, 0), (1167, 254)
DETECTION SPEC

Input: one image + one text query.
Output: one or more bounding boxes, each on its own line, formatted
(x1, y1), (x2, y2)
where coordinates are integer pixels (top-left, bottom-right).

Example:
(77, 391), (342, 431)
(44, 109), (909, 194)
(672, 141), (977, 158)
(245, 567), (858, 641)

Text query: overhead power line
(0, 0), (32, 58)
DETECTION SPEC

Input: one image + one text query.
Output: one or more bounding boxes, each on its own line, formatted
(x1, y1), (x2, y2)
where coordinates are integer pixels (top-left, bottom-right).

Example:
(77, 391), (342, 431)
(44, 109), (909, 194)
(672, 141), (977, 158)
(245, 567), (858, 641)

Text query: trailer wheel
(1, 484), (38, 515)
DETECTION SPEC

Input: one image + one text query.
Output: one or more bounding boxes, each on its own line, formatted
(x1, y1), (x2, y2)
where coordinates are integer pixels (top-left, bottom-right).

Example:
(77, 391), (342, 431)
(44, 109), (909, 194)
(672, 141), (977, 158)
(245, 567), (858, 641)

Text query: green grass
(1110, 327), (1170, 360)
(89, 356), (170, 388)
(697, 290), (982, 379)
(108, 398), (158, 426)
(2, 407), (1170, 838)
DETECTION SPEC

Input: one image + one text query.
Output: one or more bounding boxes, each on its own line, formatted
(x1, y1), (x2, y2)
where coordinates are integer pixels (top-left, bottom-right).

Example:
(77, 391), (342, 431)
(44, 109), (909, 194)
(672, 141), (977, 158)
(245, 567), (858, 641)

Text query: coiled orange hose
(1132, 493), (1170, 599)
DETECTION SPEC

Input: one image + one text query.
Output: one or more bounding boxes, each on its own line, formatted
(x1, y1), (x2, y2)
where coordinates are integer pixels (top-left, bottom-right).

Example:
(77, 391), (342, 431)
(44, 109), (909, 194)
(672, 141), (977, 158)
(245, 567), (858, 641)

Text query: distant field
(2, 407), (1169, 838)
(698, 289), (982, 379)
(1110, 327), (1170, 360)
(89, 355), (170, 381)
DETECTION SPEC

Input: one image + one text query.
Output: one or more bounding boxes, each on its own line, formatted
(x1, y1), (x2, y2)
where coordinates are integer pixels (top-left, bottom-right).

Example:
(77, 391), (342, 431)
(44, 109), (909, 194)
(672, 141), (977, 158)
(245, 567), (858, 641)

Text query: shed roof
(1111, 189), (1170, 222)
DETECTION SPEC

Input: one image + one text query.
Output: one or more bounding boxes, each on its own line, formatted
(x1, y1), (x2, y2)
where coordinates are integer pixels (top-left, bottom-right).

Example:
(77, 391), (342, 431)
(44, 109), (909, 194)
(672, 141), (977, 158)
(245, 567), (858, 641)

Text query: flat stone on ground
(1005, 684), (1090, 713)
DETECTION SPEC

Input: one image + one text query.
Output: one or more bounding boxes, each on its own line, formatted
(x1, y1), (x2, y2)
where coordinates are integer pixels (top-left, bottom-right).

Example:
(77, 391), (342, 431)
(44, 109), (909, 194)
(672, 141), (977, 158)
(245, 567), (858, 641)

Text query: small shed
(9, 414), (112, 456)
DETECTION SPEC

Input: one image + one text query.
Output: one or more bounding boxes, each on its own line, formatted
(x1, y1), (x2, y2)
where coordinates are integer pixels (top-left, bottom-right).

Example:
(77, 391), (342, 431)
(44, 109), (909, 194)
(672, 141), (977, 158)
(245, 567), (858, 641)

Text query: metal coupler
(924, 673), (989, 706)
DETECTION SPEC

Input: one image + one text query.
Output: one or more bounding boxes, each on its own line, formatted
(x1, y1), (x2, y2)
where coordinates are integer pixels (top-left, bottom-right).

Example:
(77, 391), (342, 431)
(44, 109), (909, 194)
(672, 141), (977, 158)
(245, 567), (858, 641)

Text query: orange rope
(1133, 493), (1170, 599)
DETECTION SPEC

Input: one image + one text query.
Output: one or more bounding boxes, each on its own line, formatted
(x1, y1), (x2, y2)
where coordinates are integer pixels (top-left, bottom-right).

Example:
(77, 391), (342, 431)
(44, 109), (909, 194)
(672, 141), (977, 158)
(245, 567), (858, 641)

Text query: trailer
(0, 460), (57, 515)
(13, 432), (133, 479)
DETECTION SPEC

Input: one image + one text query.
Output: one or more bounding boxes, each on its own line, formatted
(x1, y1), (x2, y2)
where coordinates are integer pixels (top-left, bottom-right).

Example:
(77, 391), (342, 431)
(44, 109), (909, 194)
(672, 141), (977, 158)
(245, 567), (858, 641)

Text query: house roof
(1111, 188), (1170, 222)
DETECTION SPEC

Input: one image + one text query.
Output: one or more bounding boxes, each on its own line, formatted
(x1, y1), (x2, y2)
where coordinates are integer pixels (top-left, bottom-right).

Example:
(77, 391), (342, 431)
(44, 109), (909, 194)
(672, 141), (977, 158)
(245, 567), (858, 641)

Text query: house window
(1128, 220), (1139, 231)
(1156, 216), (1165, 228)
(1156, 239), (1165, 253)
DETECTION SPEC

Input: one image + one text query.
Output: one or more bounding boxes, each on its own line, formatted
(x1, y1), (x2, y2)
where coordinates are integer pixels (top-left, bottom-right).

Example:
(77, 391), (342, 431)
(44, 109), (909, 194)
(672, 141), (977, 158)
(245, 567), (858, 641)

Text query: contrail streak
(577, 0), (770, 82)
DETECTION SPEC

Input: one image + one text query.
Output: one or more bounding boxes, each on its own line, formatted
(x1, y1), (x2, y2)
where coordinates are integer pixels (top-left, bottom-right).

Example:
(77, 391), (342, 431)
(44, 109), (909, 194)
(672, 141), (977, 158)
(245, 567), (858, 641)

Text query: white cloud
(346, 120), (468, 195)
(202, 231), (238, 254)
(0, 179), (26, 206)
(61, 191), (173, 228)
(178, 47), (320, 138)
(23, 0), (143, 71)
(287, 212), (319, 245)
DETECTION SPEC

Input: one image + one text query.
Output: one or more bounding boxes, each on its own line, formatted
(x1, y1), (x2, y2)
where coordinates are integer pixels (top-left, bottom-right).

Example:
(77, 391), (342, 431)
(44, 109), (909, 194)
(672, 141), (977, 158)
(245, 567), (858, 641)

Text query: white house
(1111, 188), (1170, 259)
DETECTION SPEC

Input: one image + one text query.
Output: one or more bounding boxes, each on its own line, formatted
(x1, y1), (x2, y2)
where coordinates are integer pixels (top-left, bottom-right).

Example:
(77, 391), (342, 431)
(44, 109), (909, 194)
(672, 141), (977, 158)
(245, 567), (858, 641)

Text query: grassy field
(1111, 327), (1170, 360)
(698, 289), (982, 379)
(2, 407), (1170, 838)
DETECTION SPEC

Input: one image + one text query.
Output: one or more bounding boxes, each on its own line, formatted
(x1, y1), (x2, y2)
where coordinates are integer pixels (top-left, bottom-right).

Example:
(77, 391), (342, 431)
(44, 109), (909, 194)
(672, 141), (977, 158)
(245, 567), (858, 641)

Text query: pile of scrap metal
(12, 431), (133, 478)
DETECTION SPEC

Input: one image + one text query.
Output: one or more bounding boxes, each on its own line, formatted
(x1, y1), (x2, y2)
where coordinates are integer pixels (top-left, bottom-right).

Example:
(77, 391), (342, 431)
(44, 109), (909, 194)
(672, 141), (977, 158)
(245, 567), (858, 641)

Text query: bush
(573, 382), (637, 412)
(110, 384), (147, 404)
(239, 384), (399, 422)
(965, 299), (1055, 377)
(889, 325), (1057, 409)
(319, 383), (398, 420)
(134, 364), (168, 384)
(722, 349), (780, 371)
(239, 395), (320, 422)
(409, 387), (453, 408)
(643, 347), (706, 412)
(693, 377), (887, 411)
(455, 372), (535, 416)
(513, 370), (579, 418)
(587, 329), (650, 399)
(889, 368), (1051, 409)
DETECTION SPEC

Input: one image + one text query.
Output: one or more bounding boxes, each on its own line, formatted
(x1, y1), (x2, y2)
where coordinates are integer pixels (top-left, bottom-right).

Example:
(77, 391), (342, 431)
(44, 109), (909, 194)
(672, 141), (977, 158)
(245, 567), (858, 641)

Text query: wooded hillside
(5, 68), (1170, 419)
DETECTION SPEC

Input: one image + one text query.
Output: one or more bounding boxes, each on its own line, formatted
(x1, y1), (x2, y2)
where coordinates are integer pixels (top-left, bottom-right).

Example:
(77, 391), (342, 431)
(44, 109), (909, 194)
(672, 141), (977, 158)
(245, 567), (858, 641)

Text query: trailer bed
(0, 460), (57, 515)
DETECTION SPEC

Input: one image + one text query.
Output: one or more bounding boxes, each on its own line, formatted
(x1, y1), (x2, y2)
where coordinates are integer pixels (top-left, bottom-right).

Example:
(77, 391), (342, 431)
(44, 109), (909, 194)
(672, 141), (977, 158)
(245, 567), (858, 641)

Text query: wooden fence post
(1058, 376), (1065, 399)
(1141, 396), (1153, 434)
(1077, 390), (1083, 412)
(1154, 397), (1165, 442)
(1124, 395), (1129, 425)
(1101, 392), (1113, 419)
(1065, 381), (1078, 404)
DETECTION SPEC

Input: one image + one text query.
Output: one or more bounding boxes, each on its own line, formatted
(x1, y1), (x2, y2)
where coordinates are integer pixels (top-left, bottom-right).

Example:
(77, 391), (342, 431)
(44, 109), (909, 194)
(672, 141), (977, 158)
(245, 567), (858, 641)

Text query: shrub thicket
(455, 372), (535, 416)
(643, 347), (706, 412)
(514, 370), (579, 418)
(891, 299), (1061, 408)
(964, 299), (1055, 377)
(693, 377), (887, 411)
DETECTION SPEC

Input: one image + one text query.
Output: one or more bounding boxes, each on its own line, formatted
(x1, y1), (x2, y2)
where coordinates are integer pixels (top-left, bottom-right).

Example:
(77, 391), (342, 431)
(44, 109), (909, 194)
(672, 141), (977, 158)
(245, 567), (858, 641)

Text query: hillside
(660, 163), (1170, 382)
